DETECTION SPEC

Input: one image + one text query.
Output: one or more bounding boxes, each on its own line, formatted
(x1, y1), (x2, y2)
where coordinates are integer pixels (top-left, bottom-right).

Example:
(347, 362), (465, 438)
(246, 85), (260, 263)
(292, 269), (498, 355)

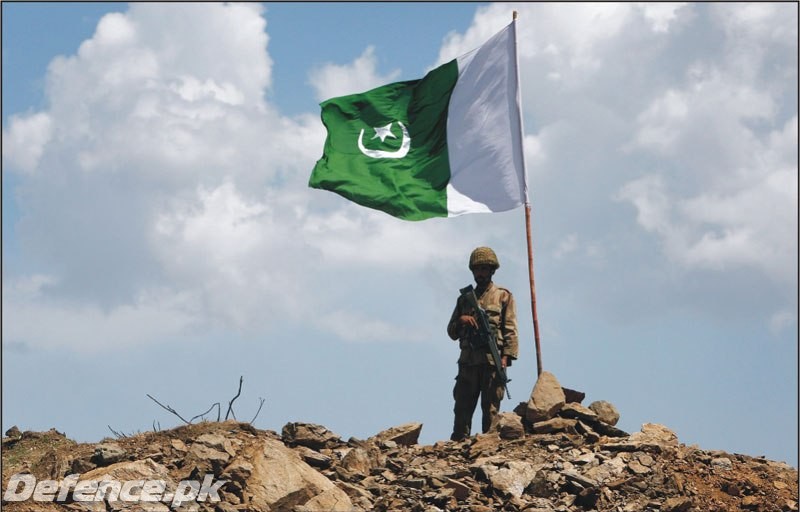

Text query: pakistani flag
(309, 21), (527, 221)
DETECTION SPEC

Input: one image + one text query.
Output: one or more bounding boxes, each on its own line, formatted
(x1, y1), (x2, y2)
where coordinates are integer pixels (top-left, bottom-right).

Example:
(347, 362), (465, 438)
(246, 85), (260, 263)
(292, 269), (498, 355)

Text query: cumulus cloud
(2, 112), (52, 172)
(308, 46), (401, 102)
(618, 112), (797, 284)
(3, 2), (796, 353)
(435, 2), (796, 332)
(317, 309), (428, 344)
(3, 4), (485, 351)
(3, 274), (198, 352)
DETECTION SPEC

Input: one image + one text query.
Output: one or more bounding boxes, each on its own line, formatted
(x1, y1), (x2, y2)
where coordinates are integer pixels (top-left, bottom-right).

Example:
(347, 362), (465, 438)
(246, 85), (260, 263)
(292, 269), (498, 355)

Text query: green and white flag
(309, 21), (527, 221)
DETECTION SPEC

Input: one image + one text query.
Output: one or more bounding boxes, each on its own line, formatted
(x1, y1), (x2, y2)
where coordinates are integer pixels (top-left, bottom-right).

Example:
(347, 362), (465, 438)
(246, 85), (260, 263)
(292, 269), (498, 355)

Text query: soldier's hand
(459, 315), (478, 329)
(501, 356), (508, 369)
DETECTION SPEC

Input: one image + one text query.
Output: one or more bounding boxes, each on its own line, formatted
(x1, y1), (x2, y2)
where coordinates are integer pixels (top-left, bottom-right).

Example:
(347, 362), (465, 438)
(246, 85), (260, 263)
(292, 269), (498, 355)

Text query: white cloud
(3, 275), (198, 352)
(769, 308), (797, 336)
(631, 69), (775, 158)
(4, 3), (797, 352)
(618, 116), (797, 283)
(3, 112), (53, 172)
(553, 234), (578, 259)
(308, 46), (401, 102)
(640, 3), (688, 33)
(712, 2), (798, 44)
(317, 309), (427, 344)
(301, 210), (471, 270)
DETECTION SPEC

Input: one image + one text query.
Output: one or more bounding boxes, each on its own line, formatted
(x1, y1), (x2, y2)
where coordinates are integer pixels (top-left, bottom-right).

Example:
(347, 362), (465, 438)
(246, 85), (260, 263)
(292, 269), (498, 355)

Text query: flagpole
(512, 11), (544, 376)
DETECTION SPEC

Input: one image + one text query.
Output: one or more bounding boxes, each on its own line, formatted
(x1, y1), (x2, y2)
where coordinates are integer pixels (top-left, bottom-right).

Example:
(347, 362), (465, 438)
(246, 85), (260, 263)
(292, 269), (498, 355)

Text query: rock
(335, 481), (375, 509)
(471, 457), (543, 498)
(71, 457), (97, 473)
(711, 457), (733, 470)
(636, 453), (654, 466)
(5, 426), (21, 438)
(236, 437), (353, 511)
(188, 441), (230, 472)
(294, 445), (333, 469)
(575, 486), (600, 508)
(282, 422), (342, 450)
(195, 433), (236, 457)
(591, 420), (629, 438)
(572, 453), (597, 466)
(81, 458), (174, 511)
(526, 371), (566, 422)
(524, 497), (558, 511)
(470, 506), (493, 512)
(636, 423), (678, 444)
(340, 447), (372, 476)
(627, 460), (650, 475)
(4, 416), (798, 512)
(722, 481), (742, 496)
(575, 420), (601, 443)
(588, 400), (620, 426)
(583, 456), (627, 484)
(170, 439), (189, 453)
(531, 417), (577, 434)
(602, 423), (678, 452)
(444, 478), (471, 501)
(662, 496), (692, 512)
(369, 422), (422, 446)
(469, 433), (501, 458)
(562, 387), (586, 404)
(295, 487), (358, 512)
(741, 495), (761, 508)
(92, 443), (127, 465)
(490, 412), (524, 440)
(558, 402), (598, 423)
(561, 469), (598, 489)
(222, 459), (253, 485)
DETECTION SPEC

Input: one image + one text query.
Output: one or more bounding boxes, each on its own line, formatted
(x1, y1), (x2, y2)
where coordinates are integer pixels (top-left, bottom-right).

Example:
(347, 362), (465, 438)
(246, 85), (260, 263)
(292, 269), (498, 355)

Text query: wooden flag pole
(525, 204), (543, 376)
(512, 10), (544, 376)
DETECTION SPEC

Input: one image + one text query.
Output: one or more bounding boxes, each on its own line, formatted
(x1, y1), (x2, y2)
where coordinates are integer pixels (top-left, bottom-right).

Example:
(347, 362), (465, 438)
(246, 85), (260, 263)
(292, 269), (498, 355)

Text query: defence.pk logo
(3, 473), (226, 509)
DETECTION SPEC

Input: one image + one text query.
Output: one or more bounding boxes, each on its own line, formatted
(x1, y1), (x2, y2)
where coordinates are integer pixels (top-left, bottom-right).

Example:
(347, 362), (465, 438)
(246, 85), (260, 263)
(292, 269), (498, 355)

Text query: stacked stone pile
(2, 373), (798, 512)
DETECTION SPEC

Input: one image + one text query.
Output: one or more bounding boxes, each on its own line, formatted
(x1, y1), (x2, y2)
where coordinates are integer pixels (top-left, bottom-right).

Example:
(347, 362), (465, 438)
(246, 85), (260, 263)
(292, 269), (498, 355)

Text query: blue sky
(2, 2), (797, 467)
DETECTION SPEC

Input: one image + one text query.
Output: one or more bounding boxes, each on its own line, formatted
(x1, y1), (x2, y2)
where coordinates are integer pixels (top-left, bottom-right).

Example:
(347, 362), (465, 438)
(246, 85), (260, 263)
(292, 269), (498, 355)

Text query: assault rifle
(459, 284), (511, 399)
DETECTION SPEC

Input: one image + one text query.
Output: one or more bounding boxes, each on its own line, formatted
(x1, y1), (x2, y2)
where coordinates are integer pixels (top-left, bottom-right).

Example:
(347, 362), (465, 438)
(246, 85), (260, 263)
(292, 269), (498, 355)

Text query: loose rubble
(3, 374), (797, 512)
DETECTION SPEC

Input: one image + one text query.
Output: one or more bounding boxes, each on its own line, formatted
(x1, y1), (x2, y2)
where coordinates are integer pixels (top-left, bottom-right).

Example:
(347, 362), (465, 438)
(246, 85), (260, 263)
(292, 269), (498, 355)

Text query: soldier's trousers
(451, 363), (504, 441)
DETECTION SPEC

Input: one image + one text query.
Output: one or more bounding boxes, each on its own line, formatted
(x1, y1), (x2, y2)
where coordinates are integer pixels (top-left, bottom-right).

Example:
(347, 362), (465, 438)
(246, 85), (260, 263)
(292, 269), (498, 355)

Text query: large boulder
(470, 456), (544, 498)
(588, 400), (620, 426)
(91, 443), (127, 466)
(282, 422), (342, 450)
(339, 447), (373, 477)
(489, 412), (524, 440)
(558, 402), (599, 423)
(80, 458), (175, 511)
(231, 437), (354, 512)
(602, 423), (679, 453)
(525, 371), (566, 423)
(368, 422), (422, 446)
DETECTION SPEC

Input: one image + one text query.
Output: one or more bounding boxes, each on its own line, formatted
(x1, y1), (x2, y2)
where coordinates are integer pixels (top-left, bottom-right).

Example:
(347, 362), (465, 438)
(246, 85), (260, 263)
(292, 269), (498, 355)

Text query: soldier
(447, 247), (519, 441)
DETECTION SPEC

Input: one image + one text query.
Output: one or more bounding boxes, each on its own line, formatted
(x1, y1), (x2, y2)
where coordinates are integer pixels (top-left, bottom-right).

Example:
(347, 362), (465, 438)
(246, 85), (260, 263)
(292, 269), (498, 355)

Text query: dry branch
(146, 393), (191, 425)
(225, 376), (244, 421)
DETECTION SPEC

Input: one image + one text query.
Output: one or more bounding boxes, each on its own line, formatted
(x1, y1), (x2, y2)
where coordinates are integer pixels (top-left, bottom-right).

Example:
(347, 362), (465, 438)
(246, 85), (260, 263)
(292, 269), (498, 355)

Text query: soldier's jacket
(447, 282), (519, 366)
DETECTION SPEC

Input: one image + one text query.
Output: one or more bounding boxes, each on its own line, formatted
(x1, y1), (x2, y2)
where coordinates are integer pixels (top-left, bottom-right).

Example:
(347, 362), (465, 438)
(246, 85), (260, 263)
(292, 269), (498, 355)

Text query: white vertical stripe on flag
(445, 23), (526, 216)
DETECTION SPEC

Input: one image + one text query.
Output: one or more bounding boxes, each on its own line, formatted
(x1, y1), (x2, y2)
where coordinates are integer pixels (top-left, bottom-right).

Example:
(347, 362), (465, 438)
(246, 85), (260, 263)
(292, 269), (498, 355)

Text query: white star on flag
(371, 123), (397, 142)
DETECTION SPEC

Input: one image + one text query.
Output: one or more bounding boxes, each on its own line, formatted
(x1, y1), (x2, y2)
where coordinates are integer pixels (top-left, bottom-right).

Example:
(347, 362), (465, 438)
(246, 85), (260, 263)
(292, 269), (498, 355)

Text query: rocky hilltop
(3, 373), (797, 512)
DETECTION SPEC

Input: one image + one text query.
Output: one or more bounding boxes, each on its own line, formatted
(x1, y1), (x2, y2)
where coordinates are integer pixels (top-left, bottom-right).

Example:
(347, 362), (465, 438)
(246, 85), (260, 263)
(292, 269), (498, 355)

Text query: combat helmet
(469, 246), (500, 270)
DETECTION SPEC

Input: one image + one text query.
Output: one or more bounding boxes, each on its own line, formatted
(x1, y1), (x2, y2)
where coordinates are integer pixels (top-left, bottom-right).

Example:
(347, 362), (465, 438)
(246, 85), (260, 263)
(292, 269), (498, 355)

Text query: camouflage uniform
(447, 282), (518, 440)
